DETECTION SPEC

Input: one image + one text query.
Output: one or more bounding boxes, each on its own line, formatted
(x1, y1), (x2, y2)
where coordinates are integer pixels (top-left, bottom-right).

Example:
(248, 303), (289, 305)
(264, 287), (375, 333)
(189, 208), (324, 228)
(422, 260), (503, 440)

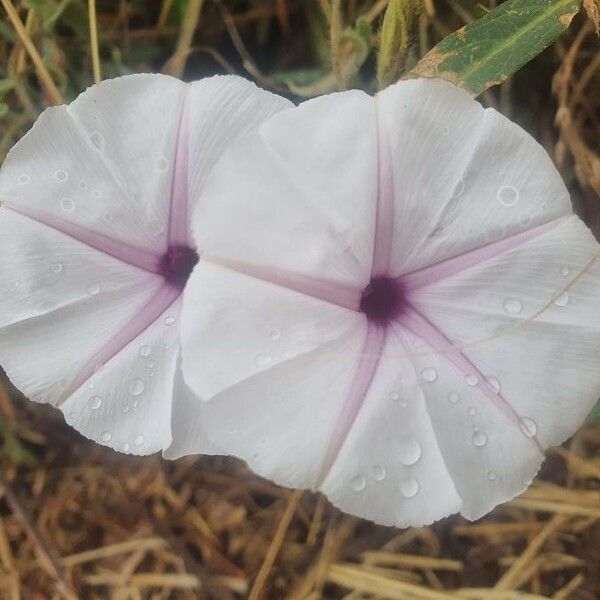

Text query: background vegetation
(0, 1), (599, 598)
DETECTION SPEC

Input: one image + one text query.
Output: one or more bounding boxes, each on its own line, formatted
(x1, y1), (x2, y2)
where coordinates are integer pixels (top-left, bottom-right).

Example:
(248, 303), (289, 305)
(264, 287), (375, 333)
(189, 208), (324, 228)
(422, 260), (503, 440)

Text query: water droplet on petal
(487, 470), (497, 481)
(471, 429), (488, 447)
(61, 198), (75, 212)
(50, 262), (64, 274)
(92, 188), (102, 198)
(90, 131), (105, 150)
(350, 475), (366, 492)
(256, 354), (272, 367)
(267, 328), (281, 341)
(372, 465), (386, 481)
(100, 431), (112, 443)
(123, 443), (131, 452)
(155, 157), (169, 173)
(18, 174), (30, 185)
(134, 434), (145, 446)
(87, 283), (101, 296)
(258, 436), (268, 446)
(503, 298), (522, 314)
(468, 407), (477, 416)
(486, 377), (501, 393)
(164, 315), (176, 326)
(128, 378), (145, 396)
(13, 280), (20, 288)
(554, 293), (569, 307)
(519, 416), (537, 438)
(54, 169), (68, 182)
(139, 345), (152, 357)
(398, 438), (422, 466)
(561, 266), (570, 277)
(390, 391), (400, 401)
(400, 478), (420, 498)
(448, 391), (460, 404)
(121, 405), (130, 414)
(89, 396), (102, 410)
(519, 213), (532, 226)
(131, 398), (139, 408)
(497, 185), (519, 207)
(465, 374), (478, 387)
(420, 367), (438, 383)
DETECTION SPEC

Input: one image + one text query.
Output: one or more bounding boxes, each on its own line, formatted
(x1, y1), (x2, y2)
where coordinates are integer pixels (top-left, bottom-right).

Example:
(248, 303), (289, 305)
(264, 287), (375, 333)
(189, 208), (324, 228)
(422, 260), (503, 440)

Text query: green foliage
(586, 399), (600, 423)
(412, 0), (581, 95)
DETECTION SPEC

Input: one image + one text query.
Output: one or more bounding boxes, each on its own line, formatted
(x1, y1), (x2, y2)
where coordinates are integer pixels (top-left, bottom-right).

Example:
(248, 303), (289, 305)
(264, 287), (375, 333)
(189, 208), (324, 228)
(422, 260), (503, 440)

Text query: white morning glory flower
(0, 73), (291, 455)
(176, 78), (600, 526)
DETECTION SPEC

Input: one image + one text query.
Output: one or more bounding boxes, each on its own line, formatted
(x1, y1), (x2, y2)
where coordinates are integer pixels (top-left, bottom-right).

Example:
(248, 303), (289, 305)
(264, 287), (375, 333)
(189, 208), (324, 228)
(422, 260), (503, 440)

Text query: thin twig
(88, 0), (102, 83)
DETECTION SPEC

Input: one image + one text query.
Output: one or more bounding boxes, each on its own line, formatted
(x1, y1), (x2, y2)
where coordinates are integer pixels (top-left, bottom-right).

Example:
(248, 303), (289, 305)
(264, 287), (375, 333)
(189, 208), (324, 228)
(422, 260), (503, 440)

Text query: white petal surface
(410, 215), (600, 453)
(193, 91), (378, 289)
(178, 260), (366, 480)
(377, 79), (571, 276)
(0, 74), (186, 255)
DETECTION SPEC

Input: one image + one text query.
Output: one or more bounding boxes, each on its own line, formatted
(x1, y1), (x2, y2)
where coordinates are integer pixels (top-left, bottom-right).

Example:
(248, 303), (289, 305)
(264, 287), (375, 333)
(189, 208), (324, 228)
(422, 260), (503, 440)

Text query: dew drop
(390, 391), (400, 401)
(13, 280), (20, 288)
(519, 416), (537, 438)
(89, 396), (102, 410)
(420, 367), (438, 383)
(448, 391), (460, 404)
(164, 315), (176, 326)
(54, 169), (68, 182)
(139, 345), (152, 357)
(372, 465), (386, 481)
(255, 354), (272, 367)
(50, 262), (64, 274)
(398, 438), (422, 466)
(398, 399), (408, 408)
(487, 470), (497, 481)
(155, 157), (169, 173)
(267, 328), (282, 341)
(465, 374), (479, 387)
(497, 185), (519, 207)
(123, 443), (131, 452)
(258, 436), (268, 446)
(452, 179), (465, 197)
(350, 474), (366, 492)
(400, 478), (420, 498)
(100, 431), (112, 443)
(121, 405), (131, 414)
(87, 283), (101, 296)
(486, 377), (501, 393)
(519, 213), (532, 226)
(134, 434), (145, 446)
(228, 425), (237, 434)
(18, 174), (30, 185)
(554, 293), (569, 307)
(92, 188), (101, 198)
(471, 429), (488, 447)
(503, 298), (522, 314)
(61, 198), (75, 212)
(128, 378), (145, 396)
(468, 406), (477, 416)
(561, 266), (570, 277)
(131, 398), (139, 408)
(90, 131), (105, 150)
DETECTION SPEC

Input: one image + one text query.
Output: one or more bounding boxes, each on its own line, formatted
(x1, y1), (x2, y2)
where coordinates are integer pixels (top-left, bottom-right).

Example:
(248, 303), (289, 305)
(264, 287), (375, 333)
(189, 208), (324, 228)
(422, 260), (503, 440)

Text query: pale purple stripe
(317, 323), (386, 485)
(60, 283), (181, 402)
(5, 204), (162, 274)
(168, 87), (191, 247)
(399, 305), (543, 452)
(401, 217), (567, 291)
(371, 100), (395, 277)
(206, 255), (362, 311)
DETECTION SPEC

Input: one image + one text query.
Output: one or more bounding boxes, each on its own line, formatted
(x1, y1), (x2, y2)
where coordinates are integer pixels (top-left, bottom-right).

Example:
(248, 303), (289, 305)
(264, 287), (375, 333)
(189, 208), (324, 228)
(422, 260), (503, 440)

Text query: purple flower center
(161, 245), (199, 288)
(360, 277), (406, 325)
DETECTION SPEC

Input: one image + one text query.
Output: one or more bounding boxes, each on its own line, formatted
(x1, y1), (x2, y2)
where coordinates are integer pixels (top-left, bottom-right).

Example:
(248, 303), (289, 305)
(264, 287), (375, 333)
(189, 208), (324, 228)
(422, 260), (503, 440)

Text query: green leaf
(586, 399), (600, 423)
(411, 0), (581, 95)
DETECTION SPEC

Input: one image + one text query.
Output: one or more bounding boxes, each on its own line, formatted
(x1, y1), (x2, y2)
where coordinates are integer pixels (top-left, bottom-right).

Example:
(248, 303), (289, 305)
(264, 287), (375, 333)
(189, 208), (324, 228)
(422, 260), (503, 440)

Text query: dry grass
(0, 1), (599, 598)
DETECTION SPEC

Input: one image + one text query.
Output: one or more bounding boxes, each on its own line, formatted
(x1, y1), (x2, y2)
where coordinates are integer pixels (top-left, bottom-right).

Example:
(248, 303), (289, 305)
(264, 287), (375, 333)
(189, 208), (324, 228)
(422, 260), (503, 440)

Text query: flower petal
(410, 215), (600, 457)
(0, 74), (186, 259)
(177, 260), (366, 479)
(193, 91), (378, 290)
(376, 79), (571, 277)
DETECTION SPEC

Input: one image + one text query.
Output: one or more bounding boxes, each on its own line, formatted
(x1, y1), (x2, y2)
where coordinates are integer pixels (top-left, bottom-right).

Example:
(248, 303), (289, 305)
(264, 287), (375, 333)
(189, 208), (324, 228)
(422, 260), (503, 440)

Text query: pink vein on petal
(317, 323), (385, 485)
(60, 283), (181, 403)
(4, 204), (162, 274)
(401, 217), (568, 291)
(398, 305), (544, 453)
(168, 86), (191, 247)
